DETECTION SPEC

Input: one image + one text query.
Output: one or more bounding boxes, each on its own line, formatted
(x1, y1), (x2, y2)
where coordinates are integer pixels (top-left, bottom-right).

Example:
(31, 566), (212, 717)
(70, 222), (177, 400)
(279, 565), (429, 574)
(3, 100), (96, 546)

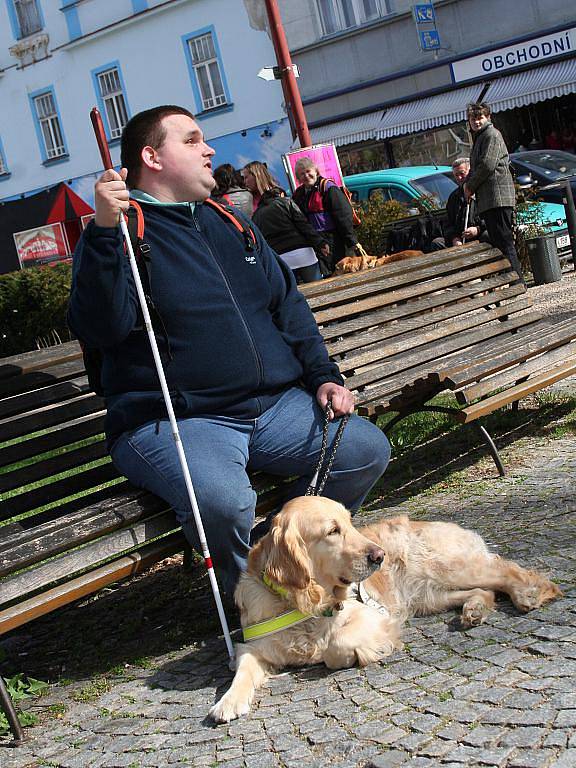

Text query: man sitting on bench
(431, 157), (489, 250)
(68, 105), (390, 596)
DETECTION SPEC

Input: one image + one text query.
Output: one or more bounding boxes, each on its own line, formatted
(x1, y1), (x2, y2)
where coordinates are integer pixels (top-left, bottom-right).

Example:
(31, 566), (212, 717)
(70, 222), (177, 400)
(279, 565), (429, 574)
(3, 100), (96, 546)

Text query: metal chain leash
(305, 401), (350, 497)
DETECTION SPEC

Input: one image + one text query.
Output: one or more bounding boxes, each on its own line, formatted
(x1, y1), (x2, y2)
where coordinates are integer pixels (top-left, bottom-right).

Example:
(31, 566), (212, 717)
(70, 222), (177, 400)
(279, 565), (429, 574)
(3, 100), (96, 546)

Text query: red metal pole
(264, 0), (312, 148)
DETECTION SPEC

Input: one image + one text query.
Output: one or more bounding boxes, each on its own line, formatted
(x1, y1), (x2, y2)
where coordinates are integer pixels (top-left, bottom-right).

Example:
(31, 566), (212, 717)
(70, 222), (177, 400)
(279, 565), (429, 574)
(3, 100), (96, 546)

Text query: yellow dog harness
(242, 574), (333, 642)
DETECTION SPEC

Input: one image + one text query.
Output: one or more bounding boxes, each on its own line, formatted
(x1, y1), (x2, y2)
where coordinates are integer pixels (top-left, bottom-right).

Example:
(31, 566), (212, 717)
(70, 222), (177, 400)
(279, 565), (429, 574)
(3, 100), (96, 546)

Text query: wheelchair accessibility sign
(413, 4), (436, 23)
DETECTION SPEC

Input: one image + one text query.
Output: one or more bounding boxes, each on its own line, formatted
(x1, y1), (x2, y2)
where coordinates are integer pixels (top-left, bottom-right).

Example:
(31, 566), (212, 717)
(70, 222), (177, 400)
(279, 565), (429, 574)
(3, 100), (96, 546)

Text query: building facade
(262, 0), (576, 174)
(0, 0), (292, 208)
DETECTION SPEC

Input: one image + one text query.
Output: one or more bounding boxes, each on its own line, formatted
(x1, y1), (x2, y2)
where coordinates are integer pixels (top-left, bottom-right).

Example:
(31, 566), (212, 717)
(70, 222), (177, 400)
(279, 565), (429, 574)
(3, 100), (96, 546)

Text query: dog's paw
(511, 580), (561, 612)
(461, 597), (491, 628)
(209, 694), (251, 723)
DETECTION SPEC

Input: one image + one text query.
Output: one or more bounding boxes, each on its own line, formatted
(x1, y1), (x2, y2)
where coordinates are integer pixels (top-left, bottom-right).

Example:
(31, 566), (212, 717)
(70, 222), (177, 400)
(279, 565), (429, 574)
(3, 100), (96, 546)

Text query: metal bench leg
(0, 675), (25, 745)
(475, 424), (506, 477)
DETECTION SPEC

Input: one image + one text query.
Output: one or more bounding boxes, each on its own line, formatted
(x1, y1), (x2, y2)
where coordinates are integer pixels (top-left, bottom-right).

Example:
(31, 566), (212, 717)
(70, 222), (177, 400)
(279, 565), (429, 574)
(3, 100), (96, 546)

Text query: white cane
(90, 108), (234, 662)
(462, 201), (471, 244)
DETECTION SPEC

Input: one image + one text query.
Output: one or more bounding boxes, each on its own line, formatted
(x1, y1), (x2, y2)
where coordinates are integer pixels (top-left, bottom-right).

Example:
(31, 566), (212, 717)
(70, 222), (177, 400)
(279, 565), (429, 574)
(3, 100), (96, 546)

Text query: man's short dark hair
(466, 102), (491, 119)
(120, 105), (195, 189)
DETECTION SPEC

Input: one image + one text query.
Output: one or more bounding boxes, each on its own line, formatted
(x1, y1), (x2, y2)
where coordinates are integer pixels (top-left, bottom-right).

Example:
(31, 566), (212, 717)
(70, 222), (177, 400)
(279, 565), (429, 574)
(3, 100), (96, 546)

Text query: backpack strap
(124, 200), (172, 364)
(205, 197), (257, 252)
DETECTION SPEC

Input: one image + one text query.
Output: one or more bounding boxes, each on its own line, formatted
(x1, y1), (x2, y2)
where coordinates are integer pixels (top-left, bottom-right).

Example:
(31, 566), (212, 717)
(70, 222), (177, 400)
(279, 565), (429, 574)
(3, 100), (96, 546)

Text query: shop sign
(282, 144), (344, 192)
(13, 223), (69, 268)
(451, 27), (576, 83)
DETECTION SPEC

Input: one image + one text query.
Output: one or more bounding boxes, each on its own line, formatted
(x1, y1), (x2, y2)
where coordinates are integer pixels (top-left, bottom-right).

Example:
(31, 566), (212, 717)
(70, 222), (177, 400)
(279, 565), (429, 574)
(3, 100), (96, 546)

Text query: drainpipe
(264, 0), (312, 148)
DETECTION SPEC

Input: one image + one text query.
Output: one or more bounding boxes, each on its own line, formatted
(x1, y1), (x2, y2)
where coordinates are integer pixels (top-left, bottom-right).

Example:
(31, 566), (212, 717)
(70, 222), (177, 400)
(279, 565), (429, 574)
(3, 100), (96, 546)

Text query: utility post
(264, 0), (312, 148)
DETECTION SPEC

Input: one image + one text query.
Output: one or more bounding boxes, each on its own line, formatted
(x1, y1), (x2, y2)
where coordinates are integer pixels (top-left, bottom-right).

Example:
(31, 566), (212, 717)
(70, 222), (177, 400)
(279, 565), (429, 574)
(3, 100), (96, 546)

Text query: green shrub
(0, 263), (73, 357)
(355, 193), (411, 255)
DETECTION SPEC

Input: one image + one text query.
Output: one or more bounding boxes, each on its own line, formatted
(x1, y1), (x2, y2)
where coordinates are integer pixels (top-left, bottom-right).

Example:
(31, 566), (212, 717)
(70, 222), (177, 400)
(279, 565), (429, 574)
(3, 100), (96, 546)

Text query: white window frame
(34, 92), (66, 160)
(97, 67), (129, 140)
(187, 32), (227, 111)
(317, 0), (389, 36)
(14, 0), (43, 38)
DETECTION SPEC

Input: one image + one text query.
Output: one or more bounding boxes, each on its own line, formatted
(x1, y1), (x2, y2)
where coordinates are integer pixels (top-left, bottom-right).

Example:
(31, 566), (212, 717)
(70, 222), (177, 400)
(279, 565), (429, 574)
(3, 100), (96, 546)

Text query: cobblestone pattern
(2, 429), (575, 767)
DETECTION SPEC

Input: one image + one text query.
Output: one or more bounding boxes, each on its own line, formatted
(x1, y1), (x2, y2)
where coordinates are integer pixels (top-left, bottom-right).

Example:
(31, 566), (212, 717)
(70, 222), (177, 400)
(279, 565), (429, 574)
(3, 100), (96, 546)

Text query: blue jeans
(111, 386), (390, 593)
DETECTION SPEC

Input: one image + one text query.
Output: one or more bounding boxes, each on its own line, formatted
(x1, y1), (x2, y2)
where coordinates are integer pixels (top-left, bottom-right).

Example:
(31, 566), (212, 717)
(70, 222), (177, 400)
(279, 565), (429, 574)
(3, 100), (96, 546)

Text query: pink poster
(282, 144), (344, 192)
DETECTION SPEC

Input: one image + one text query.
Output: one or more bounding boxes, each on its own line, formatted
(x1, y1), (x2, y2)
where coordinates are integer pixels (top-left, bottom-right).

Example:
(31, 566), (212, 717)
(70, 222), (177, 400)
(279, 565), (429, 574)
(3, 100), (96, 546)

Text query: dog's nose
(367, 546), (384, 565)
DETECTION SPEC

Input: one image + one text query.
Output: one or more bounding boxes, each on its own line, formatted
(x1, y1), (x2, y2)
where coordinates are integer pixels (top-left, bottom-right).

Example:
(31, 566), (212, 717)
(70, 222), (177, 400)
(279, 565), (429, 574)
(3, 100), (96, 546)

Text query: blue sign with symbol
(414, 4), (435, 23)
(419, 29), (440, 50)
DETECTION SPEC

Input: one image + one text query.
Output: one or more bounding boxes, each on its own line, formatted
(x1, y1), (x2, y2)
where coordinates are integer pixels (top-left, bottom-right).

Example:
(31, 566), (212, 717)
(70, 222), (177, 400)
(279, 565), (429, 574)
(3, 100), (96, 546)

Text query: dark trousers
(483, 207), (525, 285)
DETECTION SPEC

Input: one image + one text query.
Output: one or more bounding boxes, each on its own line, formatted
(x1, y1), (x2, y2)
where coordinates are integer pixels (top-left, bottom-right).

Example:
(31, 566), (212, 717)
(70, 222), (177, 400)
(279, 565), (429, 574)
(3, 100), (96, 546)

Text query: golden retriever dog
(209, 497), (560, 723)
(334, 252), (378, 274)
(334, 249), (424, 274)
(374, 249), (424, 266)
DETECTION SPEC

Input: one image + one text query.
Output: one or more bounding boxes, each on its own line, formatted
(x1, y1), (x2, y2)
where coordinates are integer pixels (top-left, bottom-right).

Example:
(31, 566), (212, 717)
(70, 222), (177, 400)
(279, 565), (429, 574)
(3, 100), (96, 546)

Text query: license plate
(556, 234), (570, 249)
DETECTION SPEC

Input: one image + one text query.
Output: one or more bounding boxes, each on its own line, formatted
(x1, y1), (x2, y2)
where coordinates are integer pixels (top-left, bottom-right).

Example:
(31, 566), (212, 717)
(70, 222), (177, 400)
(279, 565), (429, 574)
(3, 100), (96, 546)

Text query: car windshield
(514, 151), (576, 178)
(410, 173), (457, 208)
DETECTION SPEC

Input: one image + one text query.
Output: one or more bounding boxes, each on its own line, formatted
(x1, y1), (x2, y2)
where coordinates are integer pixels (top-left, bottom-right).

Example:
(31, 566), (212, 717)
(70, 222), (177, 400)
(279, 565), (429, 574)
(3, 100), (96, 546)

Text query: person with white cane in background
(68, 106), (390, 636)
(430, 157), (488, 251)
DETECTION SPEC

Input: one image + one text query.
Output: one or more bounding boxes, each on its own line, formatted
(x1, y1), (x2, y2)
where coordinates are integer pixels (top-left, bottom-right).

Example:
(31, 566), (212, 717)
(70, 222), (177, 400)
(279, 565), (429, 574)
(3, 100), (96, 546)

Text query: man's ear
(141, 145), (161, 172)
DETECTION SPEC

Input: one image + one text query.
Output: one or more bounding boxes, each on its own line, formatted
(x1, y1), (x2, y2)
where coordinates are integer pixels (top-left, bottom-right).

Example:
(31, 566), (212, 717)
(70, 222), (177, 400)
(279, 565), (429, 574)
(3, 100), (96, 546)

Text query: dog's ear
(264, 515), (312, 592)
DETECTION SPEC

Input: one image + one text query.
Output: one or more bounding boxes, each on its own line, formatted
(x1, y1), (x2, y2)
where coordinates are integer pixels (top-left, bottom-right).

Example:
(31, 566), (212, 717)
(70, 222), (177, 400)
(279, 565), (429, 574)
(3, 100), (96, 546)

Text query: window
(33, 91), (66, 160)
(14, 0), (43, 37)
(317, 0), (388, 35)
(187, 31), (227, 111)
(96, 67), (129, 139)
(368, 185), (413, 204)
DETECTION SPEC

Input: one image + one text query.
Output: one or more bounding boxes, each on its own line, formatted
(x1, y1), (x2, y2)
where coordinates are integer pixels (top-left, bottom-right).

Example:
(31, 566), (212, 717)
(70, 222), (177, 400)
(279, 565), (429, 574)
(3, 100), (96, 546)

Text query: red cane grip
(204, 557), (213, 569)
(90, 107), (113, 171)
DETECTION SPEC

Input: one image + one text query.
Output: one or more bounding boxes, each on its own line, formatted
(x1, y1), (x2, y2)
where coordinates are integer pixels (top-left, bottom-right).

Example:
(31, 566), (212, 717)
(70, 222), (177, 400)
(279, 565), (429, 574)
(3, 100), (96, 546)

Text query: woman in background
(212, 163), (253, 218)
(245, 161), (328, 284)
(292, 157), (358, 276)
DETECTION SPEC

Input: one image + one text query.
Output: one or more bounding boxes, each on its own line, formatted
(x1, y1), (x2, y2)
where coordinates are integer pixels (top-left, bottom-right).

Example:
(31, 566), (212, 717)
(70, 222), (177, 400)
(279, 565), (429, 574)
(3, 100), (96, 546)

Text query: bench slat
(0, 358), (86, 398)
(324, 277), (525, 352)
(436, 318), (576, 388)
(458, 343), (576, 403)
(0, 341), (81, 381)
(1, 440), (110, 494)
(0, 411), (106, 467)
(344, 311), (542, 390)
(0, 533), (184, 636)
(301, 244), (485, 299)
(460, 358), (576, 423)
(0, 510), (180, 606)
(1, 461), (121, 521)
(0, 392), (104, 442)
(337, 297), (533, 373)
(0, 375), (90, 420)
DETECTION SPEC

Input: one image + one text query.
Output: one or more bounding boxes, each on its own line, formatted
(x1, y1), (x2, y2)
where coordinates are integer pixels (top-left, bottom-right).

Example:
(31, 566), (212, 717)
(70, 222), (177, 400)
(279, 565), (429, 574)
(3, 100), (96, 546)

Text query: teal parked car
(344, 167), (571, 256)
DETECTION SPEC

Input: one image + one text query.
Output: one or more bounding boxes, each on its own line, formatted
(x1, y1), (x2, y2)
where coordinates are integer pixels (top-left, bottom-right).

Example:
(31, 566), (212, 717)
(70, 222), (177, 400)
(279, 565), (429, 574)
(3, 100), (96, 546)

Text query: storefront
(306, 28), (576, 174)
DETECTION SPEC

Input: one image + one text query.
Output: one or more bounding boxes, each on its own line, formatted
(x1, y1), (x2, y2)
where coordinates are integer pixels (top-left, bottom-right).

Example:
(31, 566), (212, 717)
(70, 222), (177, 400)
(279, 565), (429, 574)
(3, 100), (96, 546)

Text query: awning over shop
(302, 110), (386, 147)
(483, 57), (576, 113)
(376, 84), (484, 138)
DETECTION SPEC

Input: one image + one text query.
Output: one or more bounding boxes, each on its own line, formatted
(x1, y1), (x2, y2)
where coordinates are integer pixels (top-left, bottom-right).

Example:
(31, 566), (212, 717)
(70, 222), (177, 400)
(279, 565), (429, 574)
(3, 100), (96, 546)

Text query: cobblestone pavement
(3, 403), (575, 768)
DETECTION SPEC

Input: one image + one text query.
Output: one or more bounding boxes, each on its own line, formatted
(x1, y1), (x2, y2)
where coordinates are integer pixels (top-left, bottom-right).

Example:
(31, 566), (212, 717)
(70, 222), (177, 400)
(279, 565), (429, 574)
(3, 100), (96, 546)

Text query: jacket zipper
(191, 207), (265, 387)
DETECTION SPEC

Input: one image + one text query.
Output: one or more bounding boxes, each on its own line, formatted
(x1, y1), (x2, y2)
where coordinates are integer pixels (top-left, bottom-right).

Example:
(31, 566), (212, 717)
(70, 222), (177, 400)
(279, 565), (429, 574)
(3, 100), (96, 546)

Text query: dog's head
(249, 497), (385, 612)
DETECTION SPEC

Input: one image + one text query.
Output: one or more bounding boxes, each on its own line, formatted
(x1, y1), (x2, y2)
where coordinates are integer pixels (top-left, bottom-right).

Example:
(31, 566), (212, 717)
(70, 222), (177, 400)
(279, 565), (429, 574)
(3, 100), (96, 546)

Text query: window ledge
(195, 103), (234, 120)
(42, 153), (70, 166)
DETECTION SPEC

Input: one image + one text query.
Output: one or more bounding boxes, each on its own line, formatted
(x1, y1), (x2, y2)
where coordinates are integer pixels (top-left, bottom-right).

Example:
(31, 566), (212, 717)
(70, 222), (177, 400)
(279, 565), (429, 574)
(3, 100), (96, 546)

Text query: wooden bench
(2, 240), (575, 741)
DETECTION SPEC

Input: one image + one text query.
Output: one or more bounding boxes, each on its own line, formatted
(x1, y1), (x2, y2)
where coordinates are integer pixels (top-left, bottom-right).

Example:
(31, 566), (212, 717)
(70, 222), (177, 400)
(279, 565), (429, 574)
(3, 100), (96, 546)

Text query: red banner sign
(13, 223), (69, 268)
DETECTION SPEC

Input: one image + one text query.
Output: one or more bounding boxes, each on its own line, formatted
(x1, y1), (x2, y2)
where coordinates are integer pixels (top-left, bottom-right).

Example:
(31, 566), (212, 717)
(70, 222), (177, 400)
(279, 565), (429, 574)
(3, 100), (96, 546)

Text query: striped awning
(297, 110), (386, 148)
(484, 57), (576, 113)
(376, 84), (484, 138)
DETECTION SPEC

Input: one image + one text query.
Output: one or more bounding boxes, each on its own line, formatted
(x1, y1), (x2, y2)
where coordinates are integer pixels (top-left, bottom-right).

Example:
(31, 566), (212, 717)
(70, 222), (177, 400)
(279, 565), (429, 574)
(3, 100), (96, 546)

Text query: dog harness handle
(306, 401), (350, 497)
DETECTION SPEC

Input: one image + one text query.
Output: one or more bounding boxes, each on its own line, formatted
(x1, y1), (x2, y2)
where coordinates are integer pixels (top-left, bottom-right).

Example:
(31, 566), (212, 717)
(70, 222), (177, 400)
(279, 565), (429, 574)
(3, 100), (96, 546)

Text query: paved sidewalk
(3, 398), (575, 768)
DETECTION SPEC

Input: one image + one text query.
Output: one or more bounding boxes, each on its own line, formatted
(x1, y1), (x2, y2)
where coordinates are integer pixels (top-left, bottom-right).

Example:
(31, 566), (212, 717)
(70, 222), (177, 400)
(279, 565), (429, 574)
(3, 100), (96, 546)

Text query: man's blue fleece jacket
(68, 200), (343, 448)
